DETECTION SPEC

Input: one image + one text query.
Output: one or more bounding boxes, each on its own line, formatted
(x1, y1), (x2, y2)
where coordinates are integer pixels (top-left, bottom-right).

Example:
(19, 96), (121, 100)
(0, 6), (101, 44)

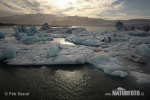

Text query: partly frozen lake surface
(0, 26), (150, 99)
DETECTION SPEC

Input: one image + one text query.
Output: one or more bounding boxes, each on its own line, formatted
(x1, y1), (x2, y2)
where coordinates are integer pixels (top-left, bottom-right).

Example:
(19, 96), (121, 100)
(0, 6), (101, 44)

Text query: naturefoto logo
(105, 87), (144, 96)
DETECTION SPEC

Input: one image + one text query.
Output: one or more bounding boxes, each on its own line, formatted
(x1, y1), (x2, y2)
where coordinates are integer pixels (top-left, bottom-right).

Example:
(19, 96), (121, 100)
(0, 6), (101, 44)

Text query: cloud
(0, 0), (118, 17)
(0, 0), (149, 19)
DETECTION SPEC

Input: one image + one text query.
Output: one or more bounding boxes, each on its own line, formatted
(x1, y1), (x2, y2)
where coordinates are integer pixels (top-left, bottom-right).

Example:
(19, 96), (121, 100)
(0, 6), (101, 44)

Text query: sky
(0, 0), (150, 20)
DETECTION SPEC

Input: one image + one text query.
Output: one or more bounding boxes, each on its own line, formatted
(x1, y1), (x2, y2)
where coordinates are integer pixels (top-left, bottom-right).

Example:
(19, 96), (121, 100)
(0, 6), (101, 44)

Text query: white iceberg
(87, 54), (128, 77)
(66, 35), (103, 46)
(0, 32), (5, 39)
(137, 37), (150, 44)
(130, 71), (150, 83)
(21, 36), (40, 43)
(47, 46), (59, 57)
(0, 40), (94, 65)
(115, 21), (126, 31)
(135, 44), (150, 58)
(0, 46), (17, 61)
(17, 33), (27, 40)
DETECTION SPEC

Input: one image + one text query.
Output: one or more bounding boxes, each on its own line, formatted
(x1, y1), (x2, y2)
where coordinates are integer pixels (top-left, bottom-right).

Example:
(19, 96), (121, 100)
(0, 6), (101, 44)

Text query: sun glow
(54, 0), (76, 9)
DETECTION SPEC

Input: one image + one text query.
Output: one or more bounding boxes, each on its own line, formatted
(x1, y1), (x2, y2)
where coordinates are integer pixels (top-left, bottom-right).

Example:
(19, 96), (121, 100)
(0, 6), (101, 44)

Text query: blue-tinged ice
(47, 46), (59, 57)
(87, 54), (128, 77)
(21, 36), (40, 43)
(115, 21), (126, 31)
(0, 47), (16, 61)
(135, 44), (150, 58)
(17, 33), (27, 40)
(130, 71), (150, 83)
(0, 32), (5, 39)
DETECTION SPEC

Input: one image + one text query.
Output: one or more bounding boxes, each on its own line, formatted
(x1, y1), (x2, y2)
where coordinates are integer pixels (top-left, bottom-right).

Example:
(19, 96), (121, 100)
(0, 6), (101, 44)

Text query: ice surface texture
(130, 71), (150, 83)
(115, 21), (126, 31)
(0, 40), (94, 65)
(66, 35), (104, 46)
(87, 54), (128, 77)
(0, 46), (16, 61)
(0, 32), (5, 39)
(135, 44), (150, 58)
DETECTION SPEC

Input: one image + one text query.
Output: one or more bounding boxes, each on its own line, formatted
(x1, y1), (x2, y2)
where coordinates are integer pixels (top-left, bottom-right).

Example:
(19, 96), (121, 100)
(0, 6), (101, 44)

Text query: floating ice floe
(87, 54), (128, 77)
(40, 26), (88, 38)
(129, 31), (149, 37)
(115, 21), (126, 31)
(0, 46), (17, 61)
(0, 40), (94, 65)
(12, 25), (53, 43)
(39, 23), (50, 31)
(130, 71), (150, 83)
(12, 25), (39, 36)
(0, 31), (5, 39)
(66, 34), (105, 46)
(137, 37), (150, 44)
(135, 44), (150, 58)
(102, 36), (129, 42)
(126, 26), (150, 32)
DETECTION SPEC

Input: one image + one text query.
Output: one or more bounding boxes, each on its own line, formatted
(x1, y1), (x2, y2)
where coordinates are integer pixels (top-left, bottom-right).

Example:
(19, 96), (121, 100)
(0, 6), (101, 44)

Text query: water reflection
(52, 38), (74, 45)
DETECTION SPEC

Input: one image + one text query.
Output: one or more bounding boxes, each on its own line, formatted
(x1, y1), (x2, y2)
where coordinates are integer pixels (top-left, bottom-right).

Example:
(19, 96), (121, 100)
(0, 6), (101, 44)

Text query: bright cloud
(0, 0), (121, 16)
(0, 0), (150, 19)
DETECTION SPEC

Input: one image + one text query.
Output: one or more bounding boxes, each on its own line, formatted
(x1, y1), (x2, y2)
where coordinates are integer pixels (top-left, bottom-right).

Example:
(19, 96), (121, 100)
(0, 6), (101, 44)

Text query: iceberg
(0, 47), (17, 61)
(17, 33), (27, 40)
(12, 25), (22, 35)
(0, 32), (5, 39)
(130, 71), (150, 83)
(66, 35), (103, 46)
(135, 44), (150, 58)
(137, 37), (150, 44)
(34, 33), (53, 41)
(87, 54), (128, 77)
(0, 40), (94, 65)
(21, 36), (40, 43)
(115, 21), (126, 31)
(12, 25), (39, 36)
(40, 23), (50, 31)
(47, 46), (59, 57)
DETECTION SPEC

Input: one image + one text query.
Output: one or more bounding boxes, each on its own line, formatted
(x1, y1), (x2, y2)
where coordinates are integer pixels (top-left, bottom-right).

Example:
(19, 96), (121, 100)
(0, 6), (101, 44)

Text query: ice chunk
(34, 33), (44, 38)
(111, 70), (128, 77)
(12, 25), (22, 34)
(47, 46), (59, 57)
(0, 47), (17, 61)
(48, 55), (76, 64)
(66, 35), (102, 46)
(25, 26), (39, 36)
(1, 40), (94, 65)
(102, 37), (128, 42)
(130, 71), (150, 83)
(17, 33), (27, 40)
(137, 37), (150, 44)
(0, 32), (5, 39)
(72, 38), (85, 44)
(115, 21), (126, 31)
(135, 44), (150, 58)
(41, 37), (47, 41)
(40, 23), (50, 31)
(46, 37), (53, 41)
(21, 36), (40, 43)
(12, 25), (39, 36)
(88, 54), (128, 77)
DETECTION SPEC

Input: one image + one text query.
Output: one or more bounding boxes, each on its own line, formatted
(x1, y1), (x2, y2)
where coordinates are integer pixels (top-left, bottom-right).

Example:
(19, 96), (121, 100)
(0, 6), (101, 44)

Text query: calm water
(0, 26), (150, 100)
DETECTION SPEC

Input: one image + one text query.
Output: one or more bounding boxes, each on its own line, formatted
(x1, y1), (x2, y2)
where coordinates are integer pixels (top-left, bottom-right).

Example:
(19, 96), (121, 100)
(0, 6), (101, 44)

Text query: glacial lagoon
(0, 26), (150, 100)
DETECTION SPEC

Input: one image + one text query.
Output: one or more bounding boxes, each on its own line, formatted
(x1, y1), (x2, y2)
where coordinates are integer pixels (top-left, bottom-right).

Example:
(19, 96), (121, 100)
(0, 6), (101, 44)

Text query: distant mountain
(0, 13), (150, 26)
